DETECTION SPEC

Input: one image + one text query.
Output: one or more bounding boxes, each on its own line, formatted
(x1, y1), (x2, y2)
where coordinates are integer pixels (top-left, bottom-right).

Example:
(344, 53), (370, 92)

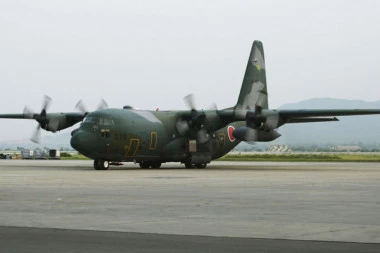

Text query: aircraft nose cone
(70, 130), (89, 154)
(71, 128), (79, 136)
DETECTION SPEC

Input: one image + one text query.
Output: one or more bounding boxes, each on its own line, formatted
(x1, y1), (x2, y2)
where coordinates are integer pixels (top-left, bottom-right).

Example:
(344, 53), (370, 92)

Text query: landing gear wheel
(94, 160), (100, 170)
(152, 162), (161, 169)
(196, 163), (207, 169)
(184, 162), (196, 169)
(94, 159), (109, 170)
(139, 162), (150, 169)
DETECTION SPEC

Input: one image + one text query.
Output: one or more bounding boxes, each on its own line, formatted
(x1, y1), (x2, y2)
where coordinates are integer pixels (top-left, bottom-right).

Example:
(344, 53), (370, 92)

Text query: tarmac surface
(0, 160), (379, 252)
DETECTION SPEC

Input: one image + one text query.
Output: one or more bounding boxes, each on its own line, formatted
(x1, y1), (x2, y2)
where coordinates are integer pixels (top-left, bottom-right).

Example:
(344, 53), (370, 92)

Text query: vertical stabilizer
(235, 41), (268, 112)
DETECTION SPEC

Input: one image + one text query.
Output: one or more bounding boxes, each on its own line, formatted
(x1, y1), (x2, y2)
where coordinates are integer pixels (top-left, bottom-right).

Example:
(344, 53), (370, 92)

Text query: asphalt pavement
(0, 160), (379, 252)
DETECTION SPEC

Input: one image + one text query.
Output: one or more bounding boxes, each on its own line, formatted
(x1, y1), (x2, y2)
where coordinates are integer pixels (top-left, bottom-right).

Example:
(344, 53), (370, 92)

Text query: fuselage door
(218, 133), (226, 147)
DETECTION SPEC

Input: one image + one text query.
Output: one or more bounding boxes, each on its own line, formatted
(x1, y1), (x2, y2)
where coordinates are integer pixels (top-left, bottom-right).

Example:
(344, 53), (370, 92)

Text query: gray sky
(1, 0), (380, 141)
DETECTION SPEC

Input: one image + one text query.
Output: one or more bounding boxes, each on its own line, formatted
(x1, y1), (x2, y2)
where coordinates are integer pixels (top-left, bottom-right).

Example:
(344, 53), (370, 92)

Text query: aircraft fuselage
(70, 108), (241, 166)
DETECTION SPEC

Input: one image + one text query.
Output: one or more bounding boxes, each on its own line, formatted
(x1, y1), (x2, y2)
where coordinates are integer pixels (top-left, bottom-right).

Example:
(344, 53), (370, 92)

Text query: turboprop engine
(232, 126), (281, 142)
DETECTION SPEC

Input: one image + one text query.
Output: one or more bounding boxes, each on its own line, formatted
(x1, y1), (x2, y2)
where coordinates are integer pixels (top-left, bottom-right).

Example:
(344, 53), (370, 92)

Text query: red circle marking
(227, 126), (236, 142)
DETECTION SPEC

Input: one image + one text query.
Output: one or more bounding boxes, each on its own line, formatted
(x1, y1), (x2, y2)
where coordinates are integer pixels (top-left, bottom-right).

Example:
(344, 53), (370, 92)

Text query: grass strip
(218, 153), (380, 162)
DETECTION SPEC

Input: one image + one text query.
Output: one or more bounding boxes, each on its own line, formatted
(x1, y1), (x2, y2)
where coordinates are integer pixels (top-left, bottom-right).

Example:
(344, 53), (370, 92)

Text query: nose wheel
(94, 159), (109, 170)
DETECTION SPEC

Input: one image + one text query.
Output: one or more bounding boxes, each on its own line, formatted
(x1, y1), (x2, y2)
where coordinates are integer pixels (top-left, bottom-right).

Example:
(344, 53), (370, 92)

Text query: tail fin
(235, 40), (269, 112)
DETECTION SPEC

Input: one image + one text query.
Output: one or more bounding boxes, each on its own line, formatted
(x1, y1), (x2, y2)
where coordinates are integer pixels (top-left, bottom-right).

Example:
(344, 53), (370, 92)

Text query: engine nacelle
(232, 126), (281, 142)
(41, 114), (81, 132)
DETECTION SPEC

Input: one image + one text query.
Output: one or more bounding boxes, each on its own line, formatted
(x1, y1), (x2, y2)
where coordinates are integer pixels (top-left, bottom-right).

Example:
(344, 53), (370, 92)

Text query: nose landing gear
(94, 159), (109, 170)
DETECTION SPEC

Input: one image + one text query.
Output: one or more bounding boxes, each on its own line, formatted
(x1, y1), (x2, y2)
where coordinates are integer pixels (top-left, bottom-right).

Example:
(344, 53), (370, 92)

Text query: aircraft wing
(277, 109), (380, 117)
(0, 112), (85, 132)
(275, 109), (380, 124)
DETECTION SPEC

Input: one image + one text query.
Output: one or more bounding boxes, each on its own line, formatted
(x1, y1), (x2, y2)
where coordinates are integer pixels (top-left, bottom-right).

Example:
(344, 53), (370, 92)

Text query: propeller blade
(184, 94), (196, 110)
(42, 95), (52, 112)
(97, 99), (108, 110)
(197, 129), (209, 144)
(75, 100), (88, 114)
(23, 106), (34, 119)
(30, 125), (41, 143)
(265, 114), (280, 130)
(176, 118), (189, 136)
(208, 103), (217, 111)
(205, 103), (218, 122)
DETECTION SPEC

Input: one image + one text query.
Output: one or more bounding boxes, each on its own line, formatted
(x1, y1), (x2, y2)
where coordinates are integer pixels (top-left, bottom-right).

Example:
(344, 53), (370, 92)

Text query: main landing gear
(184, 161), (207, 169)
(139, 161), (162, 169)
(93, 159), (109, 170)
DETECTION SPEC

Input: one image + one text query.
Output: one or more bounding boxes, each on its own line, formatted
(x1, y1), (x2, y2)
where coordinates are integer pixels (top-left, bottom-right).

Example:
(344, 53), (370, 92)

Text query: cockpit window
(83, 116), (114, 126)
(84, 116), (93, 123)
(104, 118), (114, 126)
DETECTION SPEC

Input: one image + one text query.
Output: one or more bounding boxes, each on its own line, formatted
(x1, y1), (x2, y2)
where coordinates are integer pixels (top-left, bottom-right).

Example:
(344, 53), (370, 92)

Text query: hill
(276, 98), (380, 145)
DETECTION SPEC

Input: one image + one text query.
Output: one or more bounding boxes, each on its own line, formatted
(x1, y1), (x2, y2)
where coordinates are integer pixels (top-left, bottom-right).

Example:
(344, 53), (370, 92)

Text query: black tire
(196, 163), (207, 169)
(184, 162), (195, 169)
(139, 162), (150, 169)
(97, 160), (109, 170)
(94, 160), (100, 170)
(152, 162), (162, 169)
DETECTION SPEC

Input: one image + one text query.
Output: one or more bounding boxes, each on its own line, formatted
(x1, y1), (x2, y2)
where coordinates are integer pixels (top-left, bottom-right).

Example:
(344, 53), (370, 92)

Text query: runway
(0, 160), (379, 252)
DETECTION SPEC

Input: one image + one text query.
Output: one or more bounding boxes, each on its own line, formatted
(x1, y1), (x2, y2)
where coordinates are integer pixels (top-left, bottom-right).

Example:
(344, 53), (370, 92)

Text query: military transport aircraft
(1, 41), (380, 170)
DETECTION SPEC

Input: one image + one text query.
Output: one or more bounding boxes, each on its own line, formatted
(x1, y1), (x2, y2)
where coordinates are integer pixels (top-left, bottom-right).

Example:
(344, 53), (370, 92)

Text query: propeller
(233, 106), (282, 143)
(75, 99), (109, 114)
(176, 118), (189, 136)
(25, 95), (53, 143)
(30, 125), (42, 144)
(176, 94), (219, 144)
(75, 100), (88, 114)
(245, 106), (281, 132)
(183, 94), (196, 111)
(26, 96), (108, 143)
(97, 99), (108, 110)
(204, 103), (219, 124)
(175, 94), (196, 136)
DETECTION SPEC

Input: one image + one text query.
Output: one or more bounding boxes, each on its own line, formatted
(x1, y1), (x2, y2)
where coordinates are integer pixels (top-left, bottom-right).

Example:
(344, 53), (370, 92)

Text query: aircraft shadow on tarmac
(29, 163), (360, 172)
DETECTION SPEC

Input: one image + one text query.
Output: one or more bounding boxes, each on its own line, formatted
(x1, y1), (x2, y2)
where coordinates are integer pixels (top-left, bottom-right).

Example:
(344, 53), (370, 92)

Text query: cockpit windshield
(83, 116), (114, 126)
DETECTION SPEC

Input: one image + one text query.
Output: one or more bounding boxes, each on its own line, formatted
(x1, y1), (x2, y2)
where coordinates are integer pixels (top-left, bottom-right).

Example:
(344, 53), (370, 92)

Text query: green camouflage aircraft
(1, 41), (380, 170)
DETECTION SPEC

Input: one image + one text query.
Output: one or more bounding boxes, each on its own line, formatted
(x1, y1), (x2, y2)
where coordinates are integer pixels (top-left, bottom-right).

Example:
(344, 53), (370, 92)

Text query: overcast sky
(0, 0), (379, 141)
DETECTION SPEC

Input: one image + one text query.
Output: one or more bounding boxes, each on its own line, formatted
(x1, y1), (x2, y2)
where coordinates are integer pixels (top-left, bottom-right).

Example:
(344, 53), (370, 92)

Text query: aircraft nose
(70, 130), (90, 154)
